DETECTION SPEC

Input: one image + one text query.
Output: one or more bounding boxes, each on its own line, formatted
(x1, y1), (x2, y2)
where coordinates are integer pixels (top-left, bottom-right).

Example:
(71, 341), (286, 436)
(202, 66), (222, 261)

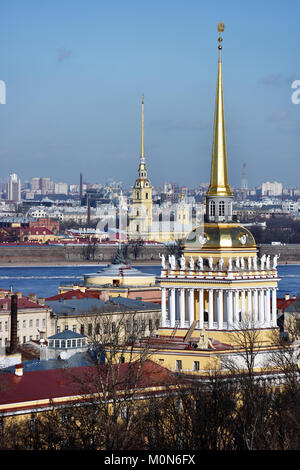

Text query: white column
(253, 289), (258, 325)
(271, 288), (277, 327)
(170, 288), (176, 327)
(265, 289), (271, 327)
(227, 290), (233, 328)
(241, 290), (246, 324)
(199, 288), (204, 329)
(247, 290), (252, 325)
(217, 290), (223, 329)
(259, 289), (265, 325)
(188, 288), (194, 326)
(161, 287), (167, 327)
(208, 289), (214, 329)
(233, 290), (239, 327)
(179, 288), (185, 328)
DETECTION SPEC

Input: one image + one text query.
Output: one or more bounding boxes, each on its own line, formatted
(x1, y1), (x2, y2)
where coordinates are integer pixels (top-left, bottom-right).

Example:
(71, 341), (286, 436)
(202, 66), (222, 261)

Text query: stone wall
(1, 243), (299, 264)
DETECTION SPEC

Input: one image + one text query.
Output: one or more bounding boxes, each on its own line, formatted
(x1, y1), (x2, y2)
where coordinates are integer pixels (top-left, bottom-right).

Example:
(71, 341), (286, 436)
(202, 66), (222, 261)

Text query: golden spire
(206, 22), (233, 197)
(140, 94), (145, 160)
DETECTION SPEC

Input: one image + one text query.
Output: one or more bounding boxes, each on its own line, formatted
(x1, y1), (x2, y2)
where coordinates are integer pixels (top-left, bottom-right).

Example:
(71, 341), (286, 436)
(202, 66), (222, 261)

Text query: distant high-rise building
(54, 182), (68, 195)
(261, 181), (282, 197)
(7, 173), (21, 202)
(241, 163), (247, 190)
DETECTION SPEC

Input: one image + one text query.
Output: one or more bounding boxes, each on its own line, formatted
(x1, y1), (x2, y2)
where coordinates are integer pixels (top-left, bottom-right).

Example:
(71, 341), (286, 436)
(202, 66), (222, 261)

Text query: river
(0, 264), (298, 299)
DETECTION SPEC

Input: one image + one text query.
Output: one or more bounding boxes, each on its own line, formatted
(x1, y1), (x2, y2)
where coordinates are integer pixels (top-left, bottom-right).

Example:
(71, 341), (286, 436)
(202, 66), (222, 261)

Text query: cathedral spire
(207, 22), (232, 198)
(140, 94), (145, 162)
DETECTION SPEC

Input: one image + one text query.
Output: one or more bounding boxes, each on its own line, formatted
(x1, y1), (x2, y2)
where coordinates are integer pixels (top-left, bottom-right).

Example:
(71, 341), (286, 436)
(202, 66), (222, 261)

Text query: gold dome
(183, 223), (256, 251)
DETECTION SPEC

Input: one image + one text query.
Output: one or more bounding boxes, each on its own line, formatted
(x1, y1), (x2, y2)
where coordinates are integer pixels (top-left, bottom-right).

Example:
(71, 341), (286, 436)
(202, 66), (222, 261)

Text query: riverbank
(0, 243), (299, 266)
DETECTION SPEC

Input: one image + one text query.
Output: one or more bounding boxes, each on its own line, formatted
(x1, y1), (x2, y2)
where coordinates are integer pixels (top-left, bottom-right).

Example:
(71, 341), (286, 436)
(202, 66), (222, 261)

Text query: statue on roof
(111, 246), (130, 265)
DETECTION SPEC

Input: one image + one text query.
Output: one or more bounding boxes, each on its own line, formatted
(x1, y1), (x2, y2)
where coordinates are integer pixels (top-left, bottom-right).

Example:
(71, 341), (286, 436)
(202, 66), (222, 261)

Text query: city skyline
(0, 1), (300, 188)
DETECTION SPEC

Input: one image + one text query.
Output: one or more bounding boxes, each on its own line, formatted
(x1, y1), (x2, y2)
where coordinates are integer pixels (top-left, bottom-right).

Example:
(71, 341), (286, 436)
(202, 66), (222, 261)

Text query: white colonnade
(161, 286), (277, 330)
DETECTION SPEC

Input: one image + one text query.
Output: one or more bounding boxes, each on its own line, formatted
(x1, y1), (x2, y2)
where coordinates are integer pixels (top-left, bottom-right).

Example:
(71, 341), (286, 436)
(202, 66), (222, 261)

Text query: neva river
(0, 264), (298, 299)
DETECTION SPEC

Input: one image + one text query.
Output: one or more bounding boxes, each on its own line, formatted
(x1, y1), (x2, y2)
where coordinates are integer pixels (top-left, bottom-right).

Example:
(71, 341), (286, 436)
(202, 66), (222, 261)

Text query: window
(219, 200), (225, 216)
(0, 322), (2, 332)
(23, 320), (26, 328)
(5, 321), (8, 331)
(193, 361), (200, 371)
(133, 320), (138, 332)
(141, 320), (145, 331)
(145, 192), (148, 199)
(88, 324), (92, 335)
(29, 320), (33, 328)
(72, 325), (77, 333)
(149, 319), (153, 331)
(176, 360), (182, 370)
(64, 324), (68, 330)
(112, 322), (116, 333)
(210, 200), (215, 217)
(80, 325), (84, 335)
(36, 319), (39, 328)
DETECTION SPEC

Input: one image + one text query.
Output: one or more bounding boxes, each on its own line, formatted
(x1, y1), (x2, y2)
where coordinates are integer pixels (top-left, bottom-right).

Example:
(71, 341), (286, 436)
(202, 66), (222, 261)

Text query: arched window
(136, 191), (140, 200)
(210, 201), (215, 217)
(219, 200), (225, 216)
(145, 192), (148, 199)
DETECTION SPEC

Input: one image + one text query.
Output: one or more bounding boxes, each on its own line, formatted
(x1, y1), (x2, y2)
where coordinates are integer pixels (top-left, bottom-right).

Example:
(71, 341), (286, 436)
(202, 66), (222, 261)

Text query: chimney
(38, 297), (45, 305)
(14, 364), (23, 377)
(285, 293), (290, 300)
(29, 294), (37, 303)
(10, 294), (18, 354)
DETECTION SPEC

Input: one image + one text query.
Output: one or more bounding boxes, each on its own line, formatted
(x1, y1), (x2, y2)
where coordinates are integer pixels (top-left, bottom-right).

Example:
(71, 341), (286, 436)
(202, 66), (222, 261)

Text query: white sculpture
(208, 256), (213, 271)
(260, 254), (266, 270)
(253, 256), (258, 270)
(169, 254), (176, 270)
(228, 257), (233, 271)
(235, 256), (240, 269)
(159, 253), (166, 269)
(180, 254), (186, 270)
(240, 257), (245, 270)
(266, 255), (270, 269)
(247, 256), (252, 270)
(273, 253), (280, 268)
(189, 256), (195, 270)
(197, 256), (203, 271)
(218, 257), (224, 271)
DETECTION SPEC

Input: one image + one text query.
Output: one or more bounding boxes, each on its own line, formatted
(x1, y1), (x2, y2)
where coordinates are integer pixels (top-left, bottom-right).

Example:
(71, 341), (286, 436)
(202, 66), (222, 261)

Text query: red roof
(0, 296), (47, 310)
(0, 360), (178, 413)
(277, 298), (297, 312)
(46, 290), (101, 301)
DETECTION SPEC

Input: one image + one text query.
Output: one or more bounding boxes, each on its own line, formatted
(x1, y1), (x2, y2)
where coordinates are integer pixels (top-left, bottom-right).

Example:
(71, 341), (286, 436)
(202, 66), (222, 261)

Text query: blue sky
(0, 0), (299, 189)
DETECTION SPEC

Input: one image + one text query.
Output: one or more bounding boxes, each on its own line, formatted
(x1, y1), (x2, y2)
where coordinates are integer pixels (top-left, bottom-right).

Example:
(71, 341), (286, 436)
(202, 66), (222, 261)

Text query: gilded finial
(217, 22), (225, 50)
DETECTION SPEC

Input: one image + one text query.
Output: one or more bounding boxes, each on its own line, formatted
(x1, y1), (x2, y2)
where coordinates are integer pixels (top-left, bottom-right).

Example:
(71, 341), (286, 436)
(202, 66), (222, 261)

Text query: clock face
(199, 234), (207, 245)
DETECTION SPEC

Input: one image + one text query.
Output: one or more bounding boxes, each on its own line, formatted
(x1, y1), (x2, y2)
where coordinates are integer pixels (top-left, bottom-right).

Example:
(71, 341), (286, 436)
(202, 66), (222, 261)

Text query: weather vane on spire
(217, 22), (225, 50)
